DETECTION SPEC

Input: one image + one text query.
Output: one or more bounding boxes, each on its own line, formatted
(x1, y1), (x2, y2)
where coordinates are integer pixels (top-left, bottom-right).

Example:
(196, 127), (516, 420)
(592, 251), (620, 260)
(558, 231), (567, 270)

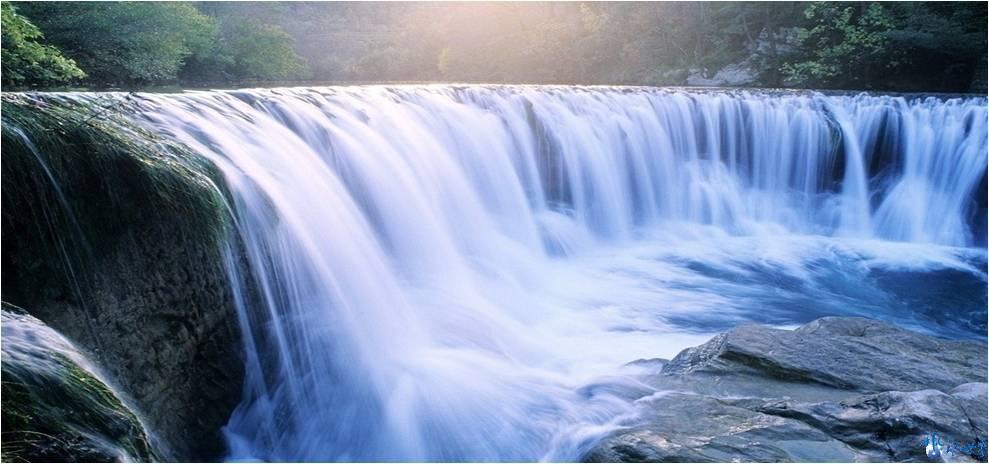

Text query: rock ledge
(585, 317), (988, 462)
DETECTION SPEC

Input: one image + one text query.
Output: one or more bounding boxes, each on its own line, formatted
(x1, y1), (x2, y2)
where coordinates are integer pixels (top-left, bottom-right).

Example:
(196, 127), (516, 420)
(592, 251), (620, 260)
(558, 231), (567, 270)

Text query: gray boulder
(661, 317), (986, 396)
(757, 385), (988, 461)
(686, 62), (758, 87)
(584, 392), (858, 462)
(585, 317), (988, 462)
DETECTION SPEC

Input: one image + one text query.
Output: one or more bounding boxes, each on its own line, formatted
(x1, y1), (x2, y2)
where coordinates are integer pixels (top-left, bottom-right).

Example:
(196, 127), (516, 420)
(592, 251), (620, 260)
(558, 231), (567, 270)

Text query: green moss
(1, 306), (158, 462)
(0, 94), (231, 246)
(0, 94), (233, 311)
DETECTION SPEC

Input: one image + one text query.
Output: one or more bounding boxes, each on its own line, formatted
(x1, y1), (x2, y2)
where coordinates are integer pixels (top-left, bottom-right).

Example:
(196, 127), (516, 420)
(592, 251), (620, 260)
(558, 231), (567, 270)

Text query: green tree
(224, 22), (303, 80)
(706, 2), (806, 86)
(781, 2), (895, 88)
(17, 2), (216, 86)
(183, 18), (305, 82)
(1, 2), (85, 88)
(4, 1), (984, 91)
(881, 2), (987, 91)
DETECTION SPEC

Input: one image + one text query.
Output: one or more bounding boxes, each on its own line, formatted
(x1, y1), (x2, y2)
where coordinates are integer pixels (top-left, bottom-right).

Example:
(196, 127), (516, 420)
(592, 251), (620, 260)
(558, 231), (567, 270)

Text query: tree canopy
(1, 3), (85, 88)
(3, 1), (306, 88)
(15, 2), (216, 85)
(180, 3), (306, 82)
(2, 1), (985, 92)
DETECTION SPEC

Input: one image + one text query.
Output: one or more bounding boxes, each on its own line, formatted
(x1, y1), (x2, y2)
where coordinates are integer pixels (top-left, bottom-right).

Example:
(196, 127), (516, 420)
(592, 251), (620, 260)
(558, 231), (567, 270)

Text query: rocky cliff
(1, 95), (244, 460)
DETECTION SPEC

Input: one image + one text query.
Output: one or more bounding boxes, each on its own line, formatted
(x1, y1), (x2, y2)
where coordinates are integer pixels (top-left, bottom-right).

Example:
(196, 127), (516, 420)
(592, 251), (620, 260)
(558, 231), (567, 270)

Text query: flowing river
(15, 86), (989, 461)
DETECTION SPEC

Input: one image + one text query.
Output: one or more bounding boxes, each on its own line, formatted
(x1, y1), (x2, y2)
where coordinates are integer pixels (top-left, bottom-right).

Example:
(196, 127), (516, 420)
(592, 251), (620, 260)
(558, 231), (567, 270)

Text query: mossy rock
(1, 304), (158, 462)
(0, 93), (245, 459)
(0, 94), (231, 272)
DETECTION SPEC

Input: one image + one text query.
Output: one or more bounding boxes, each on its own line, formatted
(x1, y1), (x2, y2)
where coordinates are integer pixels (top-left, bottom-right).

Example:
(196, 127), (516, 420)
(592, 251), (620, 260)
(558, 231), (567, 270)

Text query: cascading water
(28, 86), (988, 461)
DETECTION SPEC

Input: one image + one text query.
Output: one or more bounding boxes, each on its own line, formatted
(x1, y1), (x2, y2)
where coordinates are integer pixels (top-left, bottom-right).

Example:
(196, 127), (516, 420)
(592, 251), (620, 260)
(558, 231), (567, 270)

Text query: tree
(17, 2), (216, 86)
(4, 2), (984, 91)
(183, 19), (305, 82)
(706, 2), (806, 87)
(1, 2), (85, 88)
(881, 2), (987, 91)
(781, 2), (895, 88)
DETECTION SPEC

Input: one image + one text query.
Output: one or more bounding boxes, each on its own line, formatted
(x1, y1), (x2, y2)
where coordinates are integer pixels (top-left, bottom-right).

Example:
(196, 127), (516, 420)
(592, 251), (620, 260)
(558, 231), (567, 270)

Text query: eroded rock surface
(585, 318), (988, 462)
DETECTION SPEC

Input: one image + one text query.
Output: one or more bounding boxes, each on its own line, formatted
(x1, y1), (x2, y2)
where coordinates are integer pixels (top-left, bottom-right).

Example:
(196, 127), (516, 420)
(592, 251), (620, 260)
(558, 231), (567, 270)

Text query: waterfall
(23, 86), (987, 461)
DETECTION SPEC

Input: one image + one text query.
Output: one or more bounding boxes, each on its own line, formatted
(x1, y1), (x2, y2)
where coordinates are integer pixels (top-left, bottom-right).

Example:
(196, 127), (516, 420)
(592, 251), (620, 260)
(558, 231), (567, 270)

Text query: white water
(120, 86), (987, 461)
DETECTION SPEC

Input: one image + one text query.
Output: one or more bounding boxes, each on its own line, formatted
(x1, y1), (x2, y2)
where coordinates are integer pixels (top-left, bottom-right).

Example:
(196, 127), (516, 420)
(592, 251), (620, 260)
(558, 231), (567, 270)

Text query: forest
(2, 2), (987, 91)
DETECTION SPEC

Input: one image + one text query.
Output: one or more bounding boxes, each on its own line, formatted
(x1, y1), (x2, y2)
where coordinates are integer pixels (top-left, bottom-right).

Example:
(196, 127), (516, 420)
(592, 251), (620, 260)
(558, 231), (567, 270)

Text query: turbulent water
(35, 87), (989, 460)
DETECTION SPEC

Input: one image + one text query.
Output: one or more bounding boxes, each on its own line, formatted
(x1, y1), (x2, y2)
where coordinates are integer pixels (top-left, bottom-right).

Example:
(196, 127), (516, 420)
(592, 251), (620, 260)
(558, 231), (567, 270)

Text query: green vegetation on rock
(0, 94), (231, 260)
(781, 3), (895, 87)
(780, 2), (987, 90)
(1, 305), (158, 462)
(1, 95), (246, 460)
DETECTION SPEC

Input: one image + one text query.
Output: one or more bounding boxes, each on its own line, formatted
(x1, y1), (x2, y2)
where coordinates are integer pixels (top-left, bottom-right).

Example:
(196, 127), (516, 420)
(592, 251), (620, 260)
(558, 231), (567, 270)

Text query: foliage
(1, 2), (85, 88)
(181, 4), (306, 82)
(881, 2), (987, 90)
(781, 2), (987, 90)
(5, 1), (986, 91)
(781, 3), (895, 88)
(16, 2), (216, 85)
(218, 22), (304, 80)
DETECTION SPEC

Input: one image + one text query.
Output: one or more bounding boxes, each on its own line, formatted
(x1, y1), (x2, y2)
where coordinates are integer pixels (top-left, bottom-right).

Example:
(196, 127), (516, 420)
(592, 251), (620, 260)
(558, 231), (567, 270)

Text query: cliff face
(0, 96), (244, 460)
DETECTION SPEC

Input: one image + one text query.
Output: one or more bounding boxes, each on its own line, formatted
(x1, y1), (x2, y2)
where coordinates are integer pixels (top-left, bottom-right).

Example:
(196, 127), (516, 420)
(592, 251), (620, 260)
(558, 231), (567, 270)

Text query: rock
(1, 98), (244, 460)
(661, 317), (986, 394)
(1, 306), (158, 462)
(584, 392), (858, 462)
(625, 358), (669, 370)
(585, 318), (988, 462)
(757, 385), (989, 462)
(655, 69), (688, 85)
(685, 27), (801, 88)
(687, 62), (758, 87)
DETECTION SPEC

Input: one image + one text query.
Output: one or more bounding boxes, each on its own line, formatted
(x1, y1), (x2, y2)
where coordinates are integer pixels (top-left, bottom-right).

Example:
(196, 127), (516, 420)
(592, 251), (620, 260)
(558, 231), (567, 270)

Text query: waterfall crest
(34, 87), (988, 461)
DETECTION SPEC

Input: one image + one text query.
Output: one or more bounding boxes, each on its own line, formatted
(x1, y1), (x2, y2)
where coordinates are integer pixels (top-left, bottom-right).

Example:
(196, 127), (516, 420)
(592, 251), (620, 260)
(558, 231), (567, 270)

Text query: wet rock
(662, 317), (986, 394)
(1, 99), (244, 460)
(584, 392), (858, 462)
(1, 306), (158, 462)
(757, 384), (989, 462)
(585, 318), (988, 462)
